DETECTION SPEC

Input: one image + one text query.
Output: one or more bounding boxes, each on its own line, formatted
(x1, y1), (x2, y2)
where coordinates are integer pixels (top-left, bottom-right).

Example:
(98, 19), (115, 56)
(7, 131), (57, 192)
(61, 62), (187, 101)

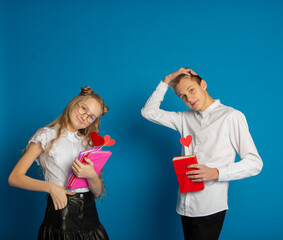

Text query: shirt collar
(198, 99), (221, 118)
(62, 129), (81, 143)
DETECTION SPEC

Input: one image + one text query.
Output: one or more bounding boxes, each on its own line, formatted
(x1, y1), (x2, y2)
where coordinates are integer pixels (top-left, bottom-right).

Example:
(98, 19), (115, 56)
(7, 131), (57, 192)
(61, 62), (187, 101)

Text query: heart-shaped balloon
(180, 135), (192, 148)
(103, 135), (115, 146)
(90, 132), (105, 146)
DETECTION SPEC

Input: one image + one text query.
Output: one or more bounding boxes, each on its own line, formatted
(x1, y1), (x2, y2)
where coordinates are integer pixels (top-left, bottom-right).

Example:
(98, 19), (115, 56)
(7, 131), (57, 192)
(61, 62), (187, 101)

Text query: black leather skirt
(38, 192), (109, 240)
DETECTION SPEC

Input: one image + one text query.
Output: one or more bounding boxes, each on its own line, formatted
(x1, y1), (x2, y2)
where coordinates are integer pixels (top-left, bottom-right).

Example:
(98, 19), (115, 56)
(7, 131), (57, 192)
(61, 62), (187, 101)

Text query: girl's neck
(66, 123), (77, 133)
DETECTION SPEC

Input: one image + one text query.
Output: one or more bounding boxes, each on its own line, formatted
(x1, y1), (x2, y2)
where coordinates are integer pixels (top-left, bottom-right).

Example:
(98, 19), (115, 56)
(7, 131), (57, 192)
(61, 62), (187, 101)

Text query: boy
(141, 68), (263, 240)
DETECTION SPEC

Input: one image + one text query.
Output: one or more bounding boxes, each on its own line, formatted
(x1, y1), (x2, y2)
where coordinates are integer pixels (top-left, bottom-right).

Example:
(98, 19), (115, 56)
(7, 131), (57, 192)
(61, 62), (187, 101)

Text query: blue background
(1, 0), (282, 239)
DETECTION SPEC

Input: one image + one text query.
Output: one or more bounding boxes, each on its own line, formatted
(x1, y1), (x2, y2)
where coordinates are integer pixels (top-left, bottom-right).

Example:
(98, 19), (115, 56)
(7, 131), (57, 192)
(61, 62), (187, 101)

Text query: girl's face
(67, 97), (103, 132)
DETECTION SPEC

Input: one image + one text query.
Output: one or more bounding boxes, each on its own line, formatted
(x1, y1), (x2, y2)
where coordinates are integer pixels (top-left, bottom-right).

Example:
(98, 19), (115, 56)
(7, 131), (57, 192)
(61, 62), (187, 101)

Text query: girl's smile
(68, 98), (103, 132)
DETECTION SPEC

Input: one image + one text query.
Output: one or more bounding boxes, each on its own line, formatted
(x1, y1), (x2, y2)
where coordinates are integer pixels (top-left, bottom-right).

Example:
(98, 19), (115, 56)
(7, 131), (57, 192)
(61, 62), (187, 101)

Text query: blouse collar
(62, 129), (81, 143)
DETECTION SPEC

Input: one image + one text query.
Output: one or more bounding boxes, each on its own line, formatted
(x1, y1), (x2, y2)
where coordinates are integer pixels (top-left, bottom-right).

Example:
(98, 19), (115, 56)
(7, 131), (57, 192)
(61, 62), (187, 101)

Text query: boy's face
(174, 77), (210, 111)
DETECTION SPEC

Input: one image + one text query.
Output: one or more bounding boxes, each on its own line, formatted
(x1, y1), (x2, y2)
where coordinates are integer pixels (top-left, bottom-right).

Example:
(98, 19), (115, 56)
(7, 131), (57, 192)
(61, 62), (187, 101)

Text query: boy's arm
(217, 110), (263, 181)
(141, 68), (197, 131)
(141, 81), (182, 131)
(163, 67), (197, 85)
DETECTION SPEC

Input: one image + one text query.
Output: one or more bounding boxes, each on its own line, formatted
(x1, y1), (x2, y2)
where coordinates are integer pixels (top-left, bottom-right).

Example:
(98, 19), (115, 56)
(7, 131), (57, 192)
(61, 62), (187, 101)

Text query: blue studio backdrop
(1, 0), (282, 239)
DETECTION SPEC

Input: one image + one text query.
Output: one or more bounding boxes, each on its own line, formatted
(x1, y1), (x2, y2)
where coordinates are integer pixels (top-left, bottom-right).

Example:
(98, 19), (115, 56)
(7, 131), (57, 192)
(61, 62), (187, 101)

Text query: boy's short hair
(170, 74), (203, 91)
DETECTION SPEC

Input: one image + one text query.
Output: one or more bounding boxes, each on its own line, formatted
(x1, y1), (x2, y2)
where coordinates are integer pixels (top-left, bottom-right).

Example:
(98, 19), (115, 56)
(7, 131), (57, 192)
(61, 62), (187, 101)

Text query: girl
(8, 86), (109, 240)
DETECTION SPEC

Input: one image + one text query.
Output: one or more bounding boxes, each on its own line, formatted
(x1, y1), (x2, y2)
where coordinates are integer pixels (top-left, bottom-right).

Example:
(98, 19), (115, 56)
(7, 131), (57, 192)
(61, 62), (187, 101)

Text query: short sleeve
(28, 127), (57, 151)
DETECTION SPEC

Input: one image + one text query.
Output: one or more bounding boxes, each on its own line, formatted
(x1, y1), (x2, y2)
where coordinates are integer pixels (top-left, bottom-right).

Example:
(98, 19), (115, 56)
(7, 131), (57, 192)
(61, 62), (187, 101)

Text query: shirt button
(80, 194), (83, 199)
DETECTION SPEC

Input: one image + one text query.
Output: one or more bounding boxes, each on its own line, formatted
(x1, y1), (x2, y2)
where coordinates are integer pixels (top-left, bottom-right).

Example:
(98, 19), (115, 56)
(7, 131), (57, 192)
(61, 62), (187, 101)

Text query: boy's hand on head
(186, 164), (219, 182)
(163, 67), (198, 85)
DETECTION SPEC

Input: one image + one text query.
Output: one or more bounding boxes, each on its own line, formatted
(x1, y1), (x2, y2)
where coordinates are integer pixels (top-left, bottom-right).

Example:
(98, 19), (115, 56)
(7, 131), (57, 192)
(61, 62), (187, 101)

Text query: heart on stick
(90, 132), (105, 146)
(180, 135), (192, 148)
(103, 135), (115, 146)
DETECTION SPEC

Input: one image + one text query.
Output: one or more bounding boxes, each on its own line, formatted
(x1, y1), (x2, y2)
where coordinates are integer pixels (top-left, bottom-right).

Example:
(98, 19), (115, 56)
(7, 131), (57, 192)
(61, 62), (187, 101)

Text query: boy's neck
(199, 95), (215, 112)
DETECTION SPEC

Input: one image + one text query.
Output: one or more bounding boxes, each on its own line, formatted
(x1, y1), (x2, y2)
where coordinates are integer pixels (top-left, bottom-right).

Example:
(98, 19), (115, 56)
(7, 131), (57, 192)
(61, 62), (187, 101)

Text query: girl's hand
(72, 158), (97, 180)
(73, 158), (102, 197)
(186, 164), (219, 182)
(164, 67), (198, 85)
(49, 183), (74, 210)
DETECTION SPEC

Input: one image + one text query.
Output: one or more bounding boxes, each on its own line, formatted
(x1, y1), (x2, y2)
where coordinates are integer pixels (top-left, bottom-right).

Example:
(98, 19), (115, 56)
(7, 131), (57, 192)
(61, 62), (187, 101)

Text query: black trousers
(181, 210), (226, 240)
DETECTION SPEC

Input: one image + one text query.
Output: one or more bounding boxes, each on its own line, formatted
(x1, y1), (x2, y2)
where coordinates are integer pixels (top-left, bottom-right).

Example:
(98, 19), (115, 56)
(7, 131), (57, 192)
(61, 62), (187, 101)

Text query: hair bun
(80, 86), (94, 96)
(102, 104), (109, 116)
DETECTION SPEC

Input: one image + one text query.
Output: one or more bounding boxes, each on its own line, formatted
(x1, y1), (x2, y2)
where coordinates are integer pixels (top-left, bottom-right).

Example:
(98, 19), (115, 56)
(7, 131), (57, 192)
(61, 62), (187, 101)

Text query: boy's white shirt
(141, 81), (263, 217)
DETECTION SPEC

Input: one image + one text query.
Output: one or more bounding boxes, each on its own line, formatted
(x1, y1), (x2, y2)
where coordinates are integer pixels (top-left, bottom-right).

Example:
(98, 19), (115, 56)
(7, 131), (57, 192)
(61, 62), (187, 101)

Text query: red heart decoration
(103, 135), (115, 146)
(90, 132), (105, 146)
(180, 135), (192, 148)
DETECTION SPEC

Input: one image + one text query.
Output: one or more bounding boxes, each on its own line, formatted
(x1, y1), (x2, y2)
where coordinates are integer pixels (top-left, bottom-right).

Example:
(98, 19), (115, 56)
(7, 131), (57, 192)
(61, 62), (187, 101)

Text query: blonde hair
(41, 86), (109, 197)
(170, 74), (203, 91)
(47, 86), (108, 150)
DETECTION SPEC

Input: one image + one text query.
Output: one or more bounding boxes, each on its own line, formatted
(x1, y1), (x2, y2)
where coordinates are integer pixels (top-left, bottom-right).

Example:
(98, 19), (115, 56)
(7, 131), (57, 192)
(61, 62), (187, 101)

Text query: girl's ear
(200, 80), (207, 91)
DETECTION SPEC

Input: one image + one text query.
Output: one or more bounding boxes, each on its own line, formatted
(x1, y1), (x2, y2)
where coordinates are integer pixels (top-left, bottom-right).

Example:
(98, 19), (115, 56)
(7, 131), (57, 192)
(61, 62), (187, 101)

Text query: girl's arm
(8, 142), (74, 210)
(72, 158), (102, 197)
(86, 172), (102, 198)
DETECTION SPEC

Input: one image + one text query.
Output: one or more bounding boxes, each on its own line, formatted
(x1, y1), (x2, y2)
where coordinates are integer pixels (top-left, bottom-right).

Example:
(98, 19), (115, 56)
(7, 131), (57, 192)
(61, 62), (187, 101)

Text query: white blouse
(29, 127), (89, 193)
